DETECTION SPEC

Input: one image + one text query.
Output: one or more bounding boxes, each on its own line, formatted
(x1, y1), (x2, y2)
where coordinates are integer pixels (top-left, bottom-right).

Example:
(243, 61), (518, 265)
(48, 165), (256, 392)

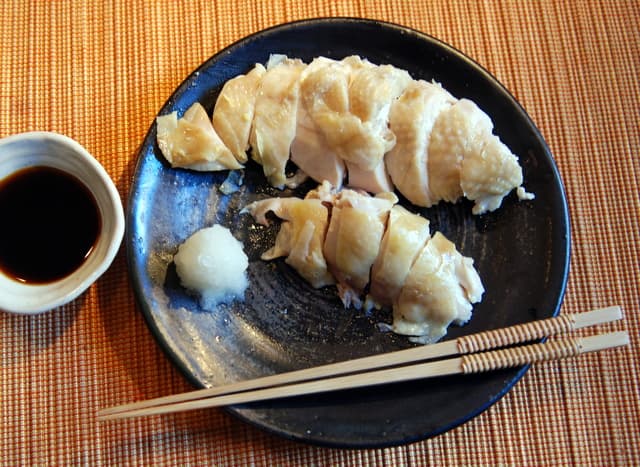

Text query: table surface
(1, 1), (638, 465)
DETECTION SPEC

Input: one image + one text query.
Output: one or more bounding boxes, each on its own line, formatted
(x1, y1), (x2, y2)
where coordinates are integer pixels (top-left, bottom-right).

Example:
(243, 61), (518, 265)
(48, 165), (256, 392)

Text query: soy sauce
(0, 166), (101, 284)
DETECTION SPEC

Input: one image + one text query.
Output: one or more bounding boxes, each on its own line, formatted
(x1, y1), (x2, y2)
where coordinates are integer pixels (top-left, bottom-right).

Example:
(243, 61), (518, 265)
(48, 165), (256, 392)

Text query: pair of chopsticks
(98, 306), (628, 421)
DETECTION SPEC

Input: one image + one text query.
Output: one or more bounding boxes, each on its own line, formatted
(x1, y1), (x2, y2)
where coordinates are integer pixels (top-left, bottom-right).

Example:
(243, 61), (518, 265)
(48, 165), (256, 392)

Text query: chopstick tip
(573, 305), (623, 329)
(580, 331), (630, 354)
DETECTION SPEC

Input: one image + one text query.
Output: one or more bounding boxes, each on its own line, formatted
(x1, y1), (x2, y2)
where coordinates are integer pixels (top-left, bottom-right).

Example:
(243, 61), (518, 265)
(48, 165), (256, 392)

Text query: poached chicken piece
(156, 102), (242, 172)
(244, 182), (484, 343)
(157, 54), (534, 214)
(249, 55), (306, 188)
(290, 57), (346, 188)
(366, 204), (432, 310)
(343, 61), (412, 194)
(314, 185), (398, 309)
(212, 63), (266, 163)
(394, 232), (484, 343)
(385, 80), (456, 207)
(241, 194), (334, 289)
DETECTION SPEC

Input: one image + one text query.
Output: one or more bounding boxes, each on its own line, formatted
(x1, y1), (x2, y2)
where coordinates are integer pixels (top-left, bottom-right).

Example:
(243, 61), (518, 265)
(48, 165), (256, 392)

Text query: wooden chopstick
(99, 330), (629, 421)
(97, 306), (623, 421)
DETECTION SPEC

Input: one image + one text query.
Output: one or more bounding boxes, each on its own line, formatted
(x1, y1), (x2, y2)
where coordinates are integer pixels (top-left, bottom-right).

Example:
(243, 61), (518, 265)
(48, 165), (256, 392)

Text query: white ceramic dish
(0, 131), (124, 314)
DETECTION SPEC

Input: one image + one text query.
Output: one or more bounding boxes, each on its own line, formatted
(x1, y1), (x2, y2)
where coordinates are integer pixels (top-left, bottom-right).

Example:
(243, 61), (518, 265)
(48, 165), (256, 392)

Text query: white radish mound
(174, 225), (249, 308)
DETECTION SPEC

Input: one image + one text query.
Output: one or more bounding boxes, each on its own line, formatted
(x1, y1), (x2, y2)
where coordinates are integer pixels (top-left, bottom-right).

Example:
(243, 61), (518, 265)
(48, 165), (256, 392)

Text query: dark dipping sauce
(0, 166), (101, 284)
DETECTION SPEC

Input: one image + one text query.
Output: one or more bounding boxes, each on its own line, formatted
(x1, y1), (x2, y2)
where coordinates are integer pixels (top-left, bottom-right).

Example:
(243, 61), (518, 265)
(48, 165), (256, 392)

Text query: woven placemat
(1, 1), (638, 465)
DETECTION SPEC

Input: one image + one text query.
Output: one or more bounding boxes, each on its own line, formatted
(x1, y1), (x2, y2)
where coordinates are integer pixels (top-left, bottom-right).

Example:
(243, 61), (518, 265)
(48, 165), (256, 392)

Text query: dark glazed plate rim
(126, 18), (570, 448)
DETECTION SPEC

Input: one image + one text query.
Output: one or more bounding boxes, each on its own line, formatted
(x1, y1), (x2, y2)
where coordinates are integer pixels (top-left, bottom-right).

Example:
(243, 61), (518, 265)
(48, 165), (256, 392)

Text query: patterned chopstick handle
(456, 314), (575, 354)
(460, 337), (582, 374)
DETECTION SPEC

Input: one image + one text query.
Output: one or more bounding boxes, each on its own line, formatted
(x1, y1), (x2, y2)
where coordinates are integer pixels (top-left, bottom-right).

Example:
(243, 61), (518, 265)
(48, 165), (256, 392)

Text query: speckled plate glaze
(126, 18), (570, 448)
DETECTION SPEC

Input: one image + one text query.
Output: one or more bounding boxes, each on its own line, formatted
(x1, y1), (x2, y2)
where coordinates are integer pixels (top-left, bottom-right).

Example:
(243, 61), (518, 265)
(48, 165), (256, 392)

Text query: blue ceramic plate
(127, 18), (570, 447)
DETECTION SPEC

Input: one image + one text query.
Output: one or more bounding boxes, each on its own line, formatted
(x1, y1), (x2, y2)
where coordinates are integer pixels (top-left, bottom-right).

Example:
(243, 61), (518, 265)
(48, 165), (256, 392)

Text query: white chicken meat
(343, 61), (412, 193)
(244, 182), (484, 343)
(366, 204), (431, 311)
(386, 80), (456, 206)
(427, 98), (494, 203)
(461, 136), (532, 214)
(394, 232), (484, 344)
(290, 57), (346, 188)
(212, 63), (266, 163)
(158, 54), (534, 214)
(156, 102), (242, 171)
(242, 194), (334, 289)
(249, 55), (305, 188)
(321, 188), (397, 309)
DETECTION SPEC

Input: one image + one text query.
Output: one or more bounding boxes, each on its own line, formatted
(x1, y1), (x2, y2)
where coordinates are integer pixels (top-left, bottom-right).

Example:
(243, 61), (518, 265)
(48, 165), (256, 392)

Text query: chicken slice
(309, 60), (393, 193)
(346, 160), (393, 194)
(212, 63), (266, 163)
(290, 58), (346, 188)
(156, 102), (242, 171)
(290, 104), (346, 188)
(249, 55), (305, 188)
(242, 196), (334, 288)
(301, 57), (410, 172)
(244, 180), (484, 344)
(366, 205), (431, 310)
(460, 135), (534, 214)
(393, 232), (484, 343)
(322, 188), (398, 309)
(427, 99), (493, 203)
(386, 80), (455, 206)
(345, 63), (412, 169)
(299, 58), (364, 171)
(334, 62), (415, 194)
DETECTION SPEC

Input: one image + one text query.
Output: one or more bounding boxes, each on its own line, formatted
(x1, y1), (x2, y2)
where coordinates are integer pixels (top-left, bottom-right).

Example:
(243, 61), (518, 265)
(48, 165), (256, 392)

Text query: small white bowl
(0, 132), (125, 314)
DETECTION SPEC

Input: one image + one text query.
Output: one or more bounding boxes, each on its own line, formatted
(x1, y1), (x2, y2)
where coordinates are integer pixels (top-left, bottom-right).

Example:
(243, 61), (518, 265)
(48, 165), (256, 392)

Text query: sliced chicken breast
(393, 232), (484, 343)
(322, 188), (398, 309)
(427, 99), (493, 203)
(386, 80), (455, 206)
(244, 181), (484, 344)
(290, 105), (346, 188)
(367, 205), (431, 310)
(346, 160), (393, 194)
(300, 58), (369, 173)
(158, 55), (534, 217)
(344, 63), (412, 170)
(249, 55), (305, 188)
(212, 63), (266, 163)
(301, 57), (410, 172)
(156, 102), (242, 171)
(290, 58), (346, 188)
(460, 135), (532, 214)
(243, 196), (334, 288)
